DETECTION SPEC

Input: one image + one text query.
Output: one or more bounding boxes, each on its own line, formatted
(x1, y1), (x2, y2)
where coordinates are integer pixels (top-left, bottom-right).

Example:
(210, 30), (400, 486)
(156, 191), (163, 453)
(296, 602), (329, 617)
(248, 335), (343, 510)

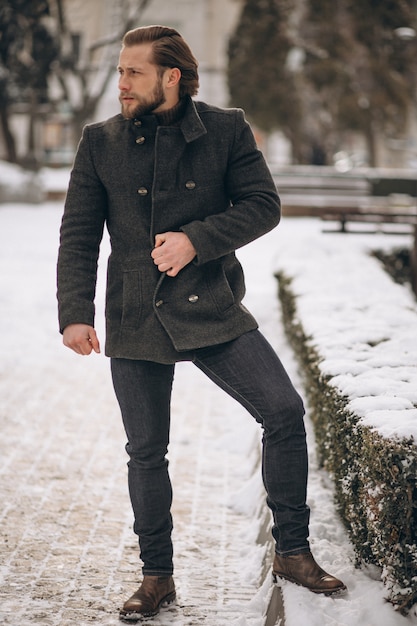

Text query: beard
(120, 77), (166, 119)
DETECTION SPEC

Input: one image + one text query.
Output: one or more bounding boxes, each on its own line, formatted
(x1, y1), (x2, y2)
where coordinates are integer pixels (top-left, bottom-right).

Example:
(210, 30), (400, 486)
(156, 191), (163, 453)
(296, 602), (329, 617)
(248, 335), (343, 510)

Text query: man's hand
(63, 324), (101, 356)
(151, 231), (197, 277)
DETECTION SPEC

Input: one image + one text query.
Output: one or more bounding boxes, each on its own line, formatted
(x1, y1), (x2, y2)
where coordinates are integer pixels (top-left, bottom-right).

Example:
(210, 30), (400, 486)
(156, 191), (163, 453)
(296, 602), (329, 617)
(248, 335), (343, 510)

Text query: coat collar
(125, 96), (207, 144)
(179, 96), (207, 143)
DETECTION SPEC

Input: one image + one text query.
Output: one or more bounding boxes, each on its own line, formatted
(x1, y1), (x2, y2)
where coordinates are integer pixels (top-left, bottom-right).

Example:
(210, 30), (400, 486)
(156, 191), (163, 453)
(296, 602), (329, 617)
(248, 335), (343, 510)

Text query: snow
(1, 176), (417, 624)
(272, 220), (417, 442)
(0, 160), (33, 186)
(39, 166), (73, 195)
(239, 219), (417, 626)
(0, 160), (45, 203)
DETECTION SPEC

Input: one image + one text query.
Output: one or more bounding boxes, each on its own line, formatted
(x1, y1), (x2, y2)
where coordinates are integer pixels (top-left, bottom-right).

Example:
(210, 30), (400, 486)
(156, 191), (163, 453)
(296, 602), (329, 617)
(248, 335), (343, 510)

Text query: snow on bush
(274, 225), (417, 614)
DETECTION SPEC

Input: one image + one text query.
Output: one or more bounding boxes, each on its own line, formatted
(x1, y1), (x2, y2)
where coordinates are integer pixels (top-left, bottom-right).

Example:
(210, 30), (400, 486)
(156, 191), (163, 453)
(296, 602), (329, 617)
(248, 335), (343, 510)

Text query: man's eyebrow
(117, 64), (143, 71)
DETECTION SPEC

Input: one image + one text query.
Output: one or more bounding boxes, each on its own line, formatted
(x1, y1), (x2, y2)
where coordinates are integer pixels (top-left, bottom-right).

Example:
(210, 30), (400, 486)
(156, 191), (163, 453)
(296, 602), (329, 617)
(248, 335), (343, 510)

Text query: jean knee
(266, 385), (304, 419)
(125, 441), (169, 470)
(262, 390), (305, 438)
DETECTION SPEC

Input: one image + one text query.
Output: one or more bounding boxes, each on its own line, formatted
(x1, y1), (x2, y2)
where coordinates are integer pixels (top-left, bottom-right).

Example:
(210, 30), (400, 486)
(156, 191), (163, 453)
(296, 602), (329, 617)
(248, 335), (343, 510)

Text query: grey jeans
(111, 329), (310, 576)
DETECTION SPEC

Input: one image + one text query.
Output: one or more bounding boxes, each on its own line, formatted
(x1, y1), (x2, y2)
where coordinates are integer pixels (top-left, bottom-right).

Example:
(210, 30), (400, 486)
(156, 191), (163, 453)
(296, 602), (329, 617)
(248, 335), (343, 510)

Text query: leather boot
(272, 551), (347, 596)
(119, 575), (176, 620)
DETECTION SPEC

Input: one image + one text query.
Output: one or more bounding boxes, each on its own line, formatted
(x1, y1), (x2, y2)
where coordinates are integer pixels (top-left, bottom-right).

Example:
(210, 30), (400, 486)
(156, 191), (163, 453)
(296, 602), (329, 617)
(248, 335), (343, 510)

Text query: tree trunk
(0, 106), (18, 163)
(411, 225), (417, 298)
(364, 122), (377, 167)
(25, 90), (40, 170)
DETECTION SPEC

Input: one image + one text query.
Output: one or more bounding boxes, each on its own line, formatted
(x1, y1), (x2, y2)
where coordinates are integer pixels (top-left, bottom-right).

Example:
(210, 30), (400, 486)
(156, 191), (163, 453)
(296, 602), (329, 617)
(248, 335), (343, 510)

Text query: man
(57, 25), (346, 621)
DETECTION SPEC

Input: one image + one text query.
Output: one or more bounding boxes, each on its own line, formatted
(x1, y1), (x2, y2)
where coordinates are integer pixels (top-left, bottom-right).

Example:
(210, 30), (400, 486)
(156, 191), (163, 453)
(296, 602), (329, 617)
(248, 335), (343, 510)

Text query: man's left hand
(151, 232), (197, 277)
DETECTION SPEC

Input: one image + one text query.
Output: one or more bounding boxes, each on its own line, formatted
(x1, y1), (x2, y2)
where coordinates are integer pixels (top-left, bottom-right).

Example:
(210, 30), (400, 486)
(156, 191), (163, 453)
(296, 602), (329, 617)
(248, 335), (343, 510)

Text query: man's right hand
(62, 324), (101, 356)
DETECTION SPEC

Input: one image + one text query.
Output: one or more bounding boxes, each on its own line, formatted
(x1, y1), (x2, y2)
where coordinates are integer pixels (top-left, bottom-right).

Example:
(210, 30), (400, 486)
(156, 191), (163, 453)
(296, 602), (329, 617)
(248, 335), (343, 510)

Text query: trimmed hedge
(276, 270), (417, 614)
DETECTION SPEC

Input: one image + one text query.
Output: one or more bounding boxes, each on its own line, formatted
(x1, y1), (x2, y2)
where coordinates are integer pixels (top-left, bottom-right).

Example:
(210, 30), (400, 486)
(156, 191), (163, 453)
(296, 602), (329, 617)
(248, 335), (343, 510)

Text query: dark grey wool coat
(57, 96), (281, 363)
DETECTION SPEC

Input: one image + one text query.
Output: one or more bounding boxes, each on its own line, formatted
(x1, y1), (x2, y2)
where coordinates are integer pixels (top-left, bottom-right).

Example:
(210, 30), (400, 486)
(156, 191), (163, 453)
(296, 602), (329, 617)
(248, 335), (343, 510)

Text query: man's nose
(118, 75), (130, 91)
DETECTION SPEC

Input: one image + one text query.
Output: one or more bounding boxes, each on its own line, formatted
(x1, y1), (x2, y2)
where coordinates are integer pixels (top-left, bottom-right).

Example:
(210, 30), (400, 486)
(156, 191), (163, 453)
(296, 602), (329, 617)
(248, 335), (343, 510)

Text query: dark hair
(122, 25), (199, 98)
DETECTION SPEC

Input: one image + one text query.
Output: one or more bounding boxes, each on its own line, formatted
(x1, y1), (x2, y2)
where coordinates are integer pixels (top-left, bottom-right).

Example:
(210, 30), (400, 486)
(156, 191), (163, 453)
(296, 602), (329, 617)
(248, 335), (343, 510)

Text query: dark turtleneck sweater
(154, 96), (187, 127)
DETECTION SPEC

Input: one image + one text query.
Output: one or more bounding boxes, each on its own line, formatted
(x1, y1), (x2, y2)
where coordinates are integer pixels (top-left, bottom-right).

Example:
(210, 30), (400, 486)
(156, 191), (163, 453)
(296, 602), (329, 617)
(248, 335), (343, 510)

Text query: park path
(0, 203), (281, 625)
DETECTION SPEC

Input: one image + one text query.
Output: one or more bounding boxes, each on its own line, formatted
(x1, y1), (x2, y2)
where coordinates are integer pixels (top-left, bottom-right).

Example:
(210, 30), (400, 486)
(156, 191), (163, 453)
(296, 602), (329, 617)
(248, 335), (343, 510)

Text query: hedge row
(275, 271), (417, 614)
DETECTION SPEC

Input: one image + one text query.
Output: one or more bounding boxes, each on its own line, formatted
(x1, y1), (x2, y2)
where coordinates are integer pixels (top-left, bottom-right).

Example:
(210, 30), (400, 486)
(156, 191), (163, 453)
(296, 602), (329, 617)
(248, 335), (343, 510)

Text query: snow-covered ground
(0, 160), (44, 203)
(1, 185), (416, 625)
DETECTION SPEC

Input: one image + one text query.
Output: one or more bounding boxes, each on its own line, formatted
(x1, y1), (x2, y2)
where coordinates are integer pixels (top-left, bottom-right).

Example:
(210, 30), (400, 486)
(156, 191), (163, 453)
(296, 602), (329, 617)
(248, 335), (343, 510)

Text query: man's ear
(166, 67), (181, 87)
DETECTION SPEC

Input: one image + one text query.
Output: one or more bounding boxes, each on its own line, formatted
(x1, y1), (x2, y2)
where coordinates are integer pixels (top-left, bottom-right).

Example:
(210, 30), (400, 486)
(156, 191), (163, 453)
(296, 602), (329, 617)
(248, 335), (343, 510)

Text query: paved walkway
(0, 204), (281, 625)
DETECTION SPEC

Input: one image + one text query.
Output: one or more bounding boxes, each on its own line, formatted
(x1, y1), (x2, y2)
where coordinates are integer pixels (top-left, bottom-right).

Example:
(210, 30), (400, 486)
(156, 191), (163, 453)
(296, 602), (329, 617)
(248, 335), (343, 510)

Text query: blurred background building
(0, 0), (416, 171)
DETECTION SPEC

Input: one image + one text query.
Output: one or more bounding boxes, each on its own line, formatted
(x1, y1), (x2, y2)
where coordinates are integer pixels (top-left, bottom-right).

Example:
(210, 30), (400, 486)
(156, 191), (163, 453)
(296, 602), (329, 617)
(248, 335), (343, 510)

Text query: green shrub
(276, 270), (417, 614)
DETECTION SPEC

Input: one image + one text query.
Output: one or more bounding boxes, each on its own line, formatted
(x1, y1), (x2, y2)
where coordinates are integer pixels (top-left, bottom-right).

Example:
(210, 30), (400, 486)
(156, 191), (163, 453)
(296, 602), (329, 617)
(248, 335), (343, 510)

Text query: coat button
(188, 294), (199, 303)
(134, 120), (142, 126)
(155, 299), (164, 307)
(137, 187), (148, 196)
(136, 136), (145, 144)
(185, 180), (196, 190)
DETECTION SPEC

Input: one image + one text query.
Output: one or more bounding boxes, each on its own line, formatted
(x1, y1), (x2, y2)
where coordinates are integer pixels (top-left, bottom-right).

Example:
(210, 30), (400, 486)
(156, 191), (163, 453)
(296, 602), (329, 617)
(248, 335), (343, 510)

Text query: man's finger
(88, 331), (101, 353)
(154, 233), (166, 248)
(62, 324), (100, 356)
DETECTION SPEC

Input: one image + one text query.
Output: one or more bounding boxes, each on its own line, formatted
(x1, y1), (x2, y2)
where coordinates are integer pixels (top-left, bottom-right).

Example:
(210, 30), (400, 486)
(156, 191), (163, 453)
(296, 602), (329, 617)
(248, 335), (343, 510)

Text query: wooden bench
(272, 167), (417, 295)
(279, 193), (371, 217)
(274, 175), (369, 196)
(320, 209), (417, 235)
(318, 196), (417, 235)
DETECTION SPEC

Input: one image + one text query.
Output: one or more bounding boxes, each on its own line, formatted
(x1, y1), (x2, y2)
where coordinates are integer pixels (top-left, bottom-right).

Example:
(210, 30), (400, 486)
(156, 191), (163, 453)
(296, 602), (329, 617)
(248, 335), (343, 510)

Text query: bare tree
(0, 0), (153, 165)
(0, 0), (59, 165)
(50, 0), (153, 145)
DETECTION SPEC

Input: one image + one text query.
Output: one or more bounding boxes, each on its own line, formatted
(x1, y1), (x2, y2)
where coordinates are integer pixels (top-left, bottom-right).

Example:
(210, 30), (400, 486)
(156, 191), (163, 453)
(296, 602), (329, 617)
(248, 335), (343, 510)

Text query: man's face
(117, 43), (166, 119)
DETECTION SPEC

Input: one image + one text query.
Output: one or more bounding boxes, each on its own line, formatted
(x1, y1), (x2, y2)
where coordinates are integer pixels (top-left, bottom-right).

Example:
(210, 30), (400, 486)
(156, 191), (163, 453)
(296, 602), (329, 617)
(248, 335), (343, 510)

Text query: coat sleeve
(56, 126), (107, 333)
(180, 109), (280, 266)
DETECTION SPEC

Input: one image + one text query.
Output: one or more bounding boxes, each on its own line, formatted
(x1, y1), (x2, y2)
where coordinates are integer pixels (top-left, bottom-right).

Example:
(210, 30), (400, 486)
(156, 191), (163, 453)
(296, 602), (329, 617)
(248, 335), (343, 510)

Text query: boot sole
(119, 590), (176, 621)
(272, 571), (347, 597)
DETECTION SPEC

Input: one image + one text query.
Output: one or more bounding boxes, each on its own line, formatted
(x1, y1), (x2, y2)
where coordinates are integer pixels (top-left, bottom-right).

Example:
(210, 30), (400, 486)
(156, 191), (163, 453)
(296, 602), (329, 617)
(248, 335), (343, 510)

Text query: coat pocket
(205, 261), (235, 315)
(121, 269), (143, 329)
